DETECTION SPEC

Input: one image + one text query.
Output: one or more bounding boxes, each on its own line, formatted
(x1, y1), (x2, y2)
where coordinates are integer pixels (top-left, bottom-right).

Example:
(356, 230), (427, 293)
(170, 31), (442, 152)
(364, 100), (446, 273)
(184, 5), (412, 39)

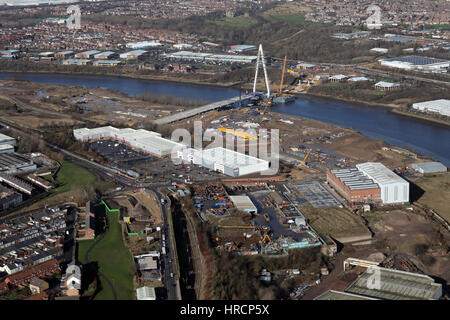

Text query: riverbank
(0, 68), (241, 89)
(391, 108), (450, 128)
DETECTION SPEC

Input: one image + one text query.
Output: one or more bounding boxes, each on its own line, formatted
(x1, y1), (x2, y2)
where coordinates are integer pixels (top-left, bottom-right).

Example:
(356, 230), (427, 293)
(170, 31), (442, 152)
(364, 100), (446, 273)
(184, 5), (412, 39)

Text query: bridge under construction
(152, 93), (258, 125)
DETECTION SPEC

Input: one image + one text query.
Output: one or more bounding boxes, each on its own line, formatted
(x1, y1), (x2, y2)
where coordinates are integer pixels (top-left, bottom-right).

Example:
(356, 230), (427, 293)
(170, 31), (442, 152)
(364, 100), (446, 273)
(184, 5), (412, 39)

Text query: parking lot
(295, 183), (341, 208)
(87, 140), (152, 164)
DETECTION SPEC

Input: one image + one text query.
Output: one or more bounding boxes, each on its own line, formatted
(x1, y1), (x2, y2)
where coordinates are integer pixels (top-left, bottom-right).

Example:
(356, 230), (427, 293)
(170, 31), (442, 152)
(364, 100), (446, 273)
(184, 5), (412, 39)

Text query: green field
(77, 211), (135, 300)
(52, 161), (96, 194)
(265, 13), (305, 24)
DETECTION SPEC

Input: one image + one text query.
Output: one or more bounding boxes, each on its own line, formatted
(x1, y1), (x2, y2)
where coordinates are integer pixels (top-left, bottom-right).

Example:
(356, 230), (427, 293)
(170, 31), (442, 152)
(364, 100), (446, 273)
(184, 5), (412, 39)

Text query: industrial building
(73, 126), (184, 158)
(127, 41), (162, 50)
(356, 162), (409, 205)
(0, 133), (16, 146)
(0, 173), (34, 195)
(327, 168), (381, 205)
(411, 99), (450, 117)
(93, 51), (117, 60)
(119, 50), (148, 60)
(230, 45), (256, 53)
(0, 153), (37, 174)
(345, 267), (442, 300)
(374, 81), (401, 91)
(315, 290), (378, 300)
(411, 162), (447, 174)
(0, 185), (22, 211)
(379, 56), (449, 72)
(163, 51), (257, 64)
(0, 144), (14, 154)
(136, 286), (156, 300)
(75, 50), (101, 59)
(178, 147), (270, 177)
(229, 195), (258, 213)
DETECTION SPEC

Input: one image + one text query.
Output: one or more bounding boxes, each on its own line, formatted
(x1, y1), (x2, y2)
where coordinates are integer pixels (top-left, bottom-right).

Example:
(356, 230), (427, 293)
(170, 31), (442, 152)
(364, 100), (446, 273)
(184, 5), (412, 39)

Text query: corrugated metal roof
(229, 195), (257, 212)
(357, 162), (407, 186)
(346, 267), (442, 300)
(411, 162), (447, 173)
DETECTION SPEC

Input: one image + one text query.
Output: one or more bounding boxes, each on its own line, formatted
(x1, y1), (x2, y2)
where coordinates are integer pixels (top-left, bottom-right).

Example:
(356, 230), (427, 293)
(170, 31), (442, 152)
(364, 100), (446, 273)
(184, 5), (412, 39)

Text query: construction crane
(272, 55), (295, 103)
(278, 55), (287, 95)
(299, 150), (312, 166)
(259, 234), (272, 244)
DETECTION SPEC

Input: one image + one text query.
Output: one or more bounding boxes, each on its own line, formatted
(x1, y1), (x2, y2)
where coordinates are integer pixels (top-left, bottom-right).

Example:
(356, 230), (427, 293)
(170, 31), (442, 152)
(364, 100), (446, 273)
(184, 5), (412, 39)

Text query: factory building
(328, 163), (409, 205)
(93, 51), (117, 60)
(75, 50), (101, 59)
(73, 126), (183, 158)
(0, 153), (37, 174)
(411, 99), (450, 117)
(327, 168), (381, 205)
(0, 133), (16, 146)
(127, 41), (162, 50)
(0, 144), (14, 154)
(0, 186), (22, 211)
(177, 147), (270, 177)
(345, 267), (442, 300)
(0, 173), (34, 195)
(411, 162), (447, 174)
(163, 51), (257, 64)
(356, 162), (409, 205)
(229, 195), (258, 213)
(119, 50), (148, 60)
(379, 56), (449, 72)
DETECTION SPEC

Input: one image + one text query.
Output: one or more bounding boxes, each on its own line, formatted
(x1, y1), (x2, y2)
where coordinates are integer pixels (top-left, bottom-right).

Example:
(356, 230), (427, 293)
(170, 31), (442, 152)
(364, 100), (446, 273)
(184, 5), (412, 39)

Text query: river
(1, 72), (449, 166)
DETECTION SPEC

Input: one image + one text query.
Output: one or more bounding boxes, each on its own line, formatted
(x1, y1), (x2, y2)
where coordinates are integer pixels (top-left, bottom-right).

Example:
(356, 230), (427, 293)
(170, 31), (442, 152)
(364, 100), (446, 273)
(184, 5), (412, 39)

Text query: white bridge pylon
(253, 44), (271, 98)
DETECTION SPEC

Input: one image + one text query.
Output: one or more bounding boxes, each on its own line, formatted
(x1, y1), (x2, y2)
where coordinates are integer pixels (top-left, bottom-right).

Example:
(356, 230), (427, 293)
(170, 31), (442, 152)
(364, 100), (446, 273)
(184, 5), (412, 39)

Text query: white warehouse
(356, 162), (409, 205)
(177, 147), (270, 177)
(411, 99), (450, 117)
(73, 126), (184, 158)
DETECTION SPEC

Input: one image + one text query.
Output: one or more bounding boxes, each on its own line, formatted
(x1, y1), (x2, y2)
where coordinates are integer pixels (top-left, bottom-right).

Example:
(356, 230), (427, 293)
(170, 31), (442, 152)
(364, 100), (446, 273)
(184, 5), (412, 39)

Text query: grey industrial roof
(345, 267), (442, 300)
(0, 133), (15, 143)
(229, 195), (257, 212)
(315, 290), (378, 300)
(136, 286), (156, 300)
(411, 162), (447, 173)
(331, 168), (379, 190)
(357, 162), (408, 186)
(382, 55), (448, 65)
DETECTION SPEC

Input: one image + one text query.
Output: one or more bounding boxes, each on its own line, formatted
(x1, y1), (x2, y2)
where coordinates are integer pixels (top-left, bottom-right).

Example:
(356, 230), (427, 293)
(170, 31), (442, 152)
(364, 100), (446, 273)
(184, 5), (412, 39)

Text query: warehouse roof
(315, 290), (378, 300)
(375, 81), (400, 87)
(381, 55), (448, 65)
(136, 286), (156, 300)
(345, 267), (442, 300)
(80, 50), (101, 56)
(0, 133), (15, 144)
(356, 162), (407, 186)
(330, 168), (380, 190)
(412, 99), (450, 116)
(411, 162), (447, 173)
(229, 195), (257, 213)
(201, 147), (269, 168)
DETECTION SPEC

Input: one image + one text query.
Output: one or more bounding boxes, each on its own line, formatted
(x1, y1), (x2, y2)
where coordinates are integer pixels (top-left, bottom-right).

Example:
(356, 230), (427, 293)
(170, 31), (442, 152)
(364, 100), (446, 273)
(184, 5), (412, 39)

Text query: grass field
(265, 13), (305, 24)
(301, 207), (369, 237)
(52, 161), (96, 194)
(77, 211), (135, 300)
(412, 172), (450, 223)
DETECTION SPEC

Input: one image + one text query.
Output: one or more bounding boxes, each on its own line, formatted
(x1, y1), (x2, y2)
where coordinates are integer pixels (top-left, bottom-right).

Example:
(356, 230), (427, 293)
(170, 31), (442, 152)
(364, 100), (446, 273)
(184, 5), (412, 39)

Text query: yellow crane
(278, 55), (288, 95)
(300, 150), (312, 166)
(259, 234), (272, 244)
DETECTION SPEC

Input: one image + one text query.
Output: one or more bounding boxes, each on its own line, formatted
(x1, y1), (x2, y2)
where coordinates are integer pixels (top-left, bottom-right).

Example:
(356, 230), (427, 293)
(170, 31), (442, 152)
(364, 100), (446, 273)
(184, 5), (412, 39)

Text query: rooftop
(357, 162), (408, 186)
(201, 147), (269, 168)
(345, 267), (442, 300)
(330, 168), (380, 190)
(382, 55), (449, 66)
(229, 195), (257, 212)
